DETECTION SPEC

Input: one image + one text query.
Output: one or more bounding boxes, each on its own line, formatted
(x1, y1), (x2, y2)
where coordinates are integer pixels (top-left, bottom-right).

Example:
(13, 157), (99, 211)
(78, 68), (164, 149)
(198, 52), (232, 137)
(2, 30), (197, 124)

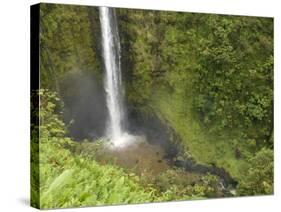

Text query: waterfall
(99, 7), (128, 146)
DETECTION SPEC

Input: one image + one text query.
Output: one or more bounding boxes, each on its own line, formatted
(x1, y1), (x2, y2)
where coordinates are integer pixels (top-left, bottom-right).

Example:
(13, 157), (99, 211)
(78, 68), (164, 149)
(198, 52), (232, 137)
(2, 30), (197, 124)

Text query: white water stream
(99, 7), (133, 147)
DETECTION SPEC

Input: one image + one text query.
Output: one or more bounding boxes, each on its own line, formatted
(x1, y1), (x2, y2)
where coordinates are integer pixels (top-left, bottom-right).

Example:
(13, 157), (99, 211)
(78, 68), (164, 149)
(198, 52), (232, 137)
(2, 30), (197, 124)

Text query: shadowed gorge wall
(61, 72), (107, 140)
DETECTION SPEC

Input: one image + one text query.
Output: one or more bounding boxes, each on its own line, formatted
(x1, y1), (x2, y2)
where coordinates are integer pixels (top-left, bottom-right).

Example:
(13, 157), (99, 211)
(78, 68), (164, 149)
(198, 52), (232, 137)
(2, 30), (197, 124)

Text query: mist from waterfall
(99, 7), (132, 147)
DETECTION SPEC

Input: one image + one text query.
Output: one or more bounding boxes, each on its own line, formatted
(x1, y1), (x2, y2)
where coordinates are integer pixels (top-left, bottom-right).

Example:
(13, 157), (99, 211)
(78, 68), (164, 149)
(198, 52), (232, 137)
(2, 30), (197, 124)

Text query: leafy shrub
(237, 148), (273, 195)
(153, 169), (221, 200)
(193, 17), (273, 146)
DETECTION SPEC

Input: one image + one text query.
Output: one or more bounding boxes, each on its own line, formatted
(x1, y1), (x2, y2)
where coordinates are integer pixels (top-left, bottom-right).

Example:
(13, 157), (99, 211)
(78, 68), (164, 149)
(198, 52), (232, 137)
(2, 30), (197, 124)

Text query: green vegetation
(31, 89), (222, 208)
(237, 148), (273, 195)
(39, 3), (102, 91)
(118, 9), (273, 189)
(33, 90), (154, 208)
(32, 3), (274, 209)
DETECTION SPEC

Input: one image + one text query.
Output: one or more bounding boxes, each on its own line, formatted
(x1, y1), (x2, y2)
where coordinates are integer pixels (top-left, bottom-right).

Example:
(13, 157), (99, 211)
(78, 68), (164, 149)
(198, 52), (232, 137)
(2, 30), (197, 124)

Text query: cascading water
(99, 7), (133, 147)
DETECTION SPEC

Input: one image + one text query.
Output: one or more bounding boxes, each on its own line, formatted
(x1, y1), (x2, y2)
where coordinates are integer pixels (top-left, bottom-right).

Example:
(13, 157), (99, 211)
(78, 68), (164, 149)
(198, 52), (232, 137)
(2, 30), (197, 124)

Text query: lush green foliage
(194, 17), (273, 142)
(117, 8), (273, 192)
(34, 90), (155, 208)
(153, 170), (222, 199)
(39, 4), (102, 91)
(237, 148), (273, 195)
